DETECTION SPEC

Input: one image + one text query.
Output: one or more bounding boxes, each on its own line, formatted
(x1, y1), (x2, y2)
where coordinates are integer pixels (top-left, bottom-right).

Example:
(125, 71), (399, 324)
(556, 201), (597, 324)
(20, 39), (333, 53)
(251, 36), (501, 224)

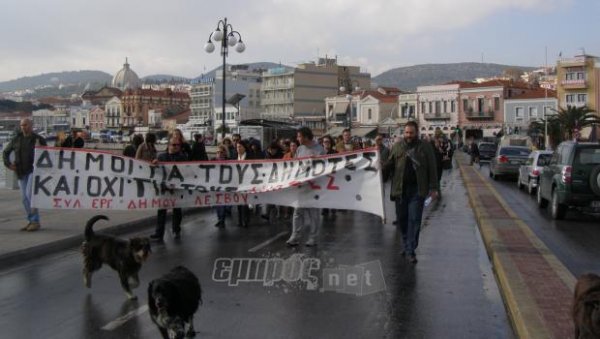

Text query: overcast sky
(1, 0), (598, 82)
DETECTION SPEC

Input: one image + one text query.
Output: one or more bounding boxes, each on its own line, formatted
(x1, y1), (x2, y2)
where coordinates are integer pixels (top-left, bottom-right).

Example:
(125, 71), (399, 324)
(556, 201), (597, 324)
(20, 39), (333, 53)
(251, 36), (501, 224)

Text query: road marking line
(248, 231), (288, 253)
(101, 304), (149, 331)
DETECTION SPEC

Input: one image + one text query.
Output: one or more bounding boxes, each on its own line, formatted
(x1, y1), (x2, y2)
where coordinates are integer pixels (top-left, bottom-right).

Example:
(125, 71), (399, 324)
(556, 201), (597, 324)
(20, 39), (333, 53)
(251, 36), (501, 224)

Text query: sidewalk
(457, 152), (576, 339)
(0, 188), (197, 269)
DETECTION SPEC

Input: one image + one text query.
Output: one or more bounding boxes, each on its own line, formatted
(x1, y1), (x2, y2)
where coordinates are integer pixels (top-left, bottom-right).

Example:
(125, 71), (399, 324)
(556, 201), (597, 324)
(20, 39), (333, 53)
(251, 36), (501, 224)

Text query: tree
(550, 105), (600, 140)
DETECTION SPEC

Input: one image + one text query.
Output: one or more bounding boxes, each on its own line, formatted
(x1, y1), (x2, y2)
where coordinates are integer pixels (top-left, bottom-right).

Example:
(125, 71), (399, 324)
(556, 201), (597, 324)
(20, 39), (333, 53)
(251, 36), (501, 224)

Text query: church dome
(112, 58), (141, 90)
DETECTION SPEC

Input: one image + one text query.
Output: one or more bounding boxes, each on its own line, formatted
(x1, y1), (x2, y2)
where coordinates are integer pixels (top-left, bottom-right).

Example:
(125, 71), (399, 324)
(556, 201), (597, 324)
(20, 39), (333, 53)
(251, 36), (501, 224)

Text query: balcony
(423, 112), (451, 120)
(466, 110), (495, 120)
(560, 79), (587, 89)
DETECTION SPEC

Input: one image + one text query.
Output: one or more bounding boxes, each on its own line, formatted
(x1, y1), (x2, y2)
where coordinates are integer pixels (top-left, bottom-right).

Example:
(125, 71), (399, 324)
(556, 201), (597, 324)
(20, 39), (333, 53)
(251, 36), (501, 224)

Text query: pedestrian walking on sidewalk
(286, 127), (326, 247)
(2, 118), (47, 231)
(468, 138), (480, 168)
(383, 121), (439, 263)
(150, 137), (188, 242)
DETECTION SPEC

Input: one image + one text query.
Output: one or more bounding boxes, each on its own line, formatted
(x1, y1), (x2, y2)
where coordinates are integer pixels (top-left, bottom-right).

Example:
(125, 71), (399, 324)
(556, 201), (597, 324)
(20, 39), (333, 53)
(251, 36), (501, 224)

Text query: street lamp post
(204, 17), (245, 141)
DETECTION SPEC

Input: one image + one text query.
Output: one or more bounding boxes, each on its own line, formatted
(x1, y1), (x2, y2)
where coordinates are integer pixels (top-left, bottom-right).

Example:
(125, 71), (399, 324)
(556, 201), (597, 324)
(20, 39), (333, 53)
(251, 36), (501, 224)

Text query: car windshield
(500, 147), (530, 156)
(575, 147), (600, 165)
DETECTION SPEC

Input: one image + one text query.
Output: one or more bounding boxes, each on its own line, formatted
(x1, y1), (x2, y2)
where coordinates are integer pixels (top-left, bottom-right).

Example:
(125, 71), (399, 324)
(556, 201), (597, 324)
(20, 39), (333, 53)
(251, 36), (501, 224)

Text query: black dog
(81, 215), (151, 300)
(148, 266), (202, 339)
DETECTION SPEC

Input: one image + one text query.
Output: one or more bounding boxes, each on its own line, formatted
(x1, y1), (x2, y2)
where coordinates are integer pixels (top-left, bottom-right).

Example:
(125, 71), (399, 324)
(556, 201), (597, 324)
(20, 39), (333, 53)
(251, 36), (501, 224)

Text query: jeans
(155, 208), (182, 237)
(18, 173), (39, 223)
(215, 206), (226, 222)
(290, 208), (321, 242)
(395, 193), (425, 256)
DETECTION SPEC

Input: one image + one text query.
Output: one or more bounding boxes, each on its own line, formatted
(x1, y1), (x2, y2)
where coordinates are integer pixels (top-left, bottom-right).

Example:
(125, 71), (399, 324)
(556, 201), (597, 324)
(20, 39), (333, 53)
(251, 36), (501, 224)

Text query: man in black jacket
(190, 134), (208, 161)
(2, 118), (47, 231)
(149, 137), (188, 242)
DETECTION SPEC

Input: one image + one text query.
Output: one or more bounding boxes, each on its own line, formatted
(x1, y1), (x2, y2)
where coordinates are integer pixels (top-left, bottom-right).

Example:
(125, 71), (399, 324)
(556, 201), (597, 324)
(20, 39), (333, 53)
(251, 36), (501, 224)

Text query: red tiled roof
(358, 90), (398, 103)
(509, 89), (557, 100)
(123, 88), (190, 99)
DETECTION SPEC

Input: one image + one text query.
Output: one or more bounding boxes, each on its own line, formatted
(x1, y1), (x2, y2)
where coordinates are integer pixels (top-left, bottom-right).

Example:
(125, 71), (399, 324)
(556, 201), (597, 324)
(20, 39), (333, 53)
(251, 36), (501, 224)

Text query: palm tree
(550, 105), (600, 140)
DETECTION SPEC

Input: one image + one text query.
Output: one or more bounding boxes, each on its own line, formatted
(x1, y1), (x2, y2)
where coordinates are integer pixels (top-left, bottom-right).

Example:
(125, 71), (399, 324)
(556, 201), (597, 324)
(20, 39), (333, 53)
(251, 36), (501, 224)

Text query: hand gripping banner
(31, 147), (385, 218)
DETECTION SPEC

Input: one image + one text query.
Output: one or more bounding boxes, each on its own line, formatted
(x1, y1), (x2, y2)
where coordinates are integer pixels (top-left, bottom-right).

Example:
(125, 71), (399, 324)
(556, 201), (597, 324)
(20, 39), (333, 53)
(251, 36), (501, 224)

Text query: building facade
(504, 89), (558, 135)
(89, 106), (105, 132)
(262, 57), (370, 134)
(556, 54), (600, 112)
(417, 84), (459, 139)
(121, 88), (190, 126)
(104, 97), (122, 130)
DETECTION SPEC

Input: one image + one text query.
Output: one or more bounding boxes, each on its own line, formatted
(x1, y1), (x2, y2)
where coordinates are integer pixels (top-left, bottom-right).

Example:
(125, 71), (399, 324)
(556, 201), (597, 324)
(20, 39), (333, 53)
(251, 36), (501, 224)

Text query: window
(429, 102), (433, 113)
(515, 107), (524, 119)
(421, 102), (426, 114)
(477, 98), (484, 112)
(368, 109), (372, 120)
(529, 107), (538, 118)
(443, 101), (447, 113)
(494, 97), (500, 110)
(577, 94), (587, 103)
(462, 99), (469, 111)
(566, 94), (574, 103)
(577, 72), (585, 80)
(435, 101), (441, 114)
(451, 100), (455, 112)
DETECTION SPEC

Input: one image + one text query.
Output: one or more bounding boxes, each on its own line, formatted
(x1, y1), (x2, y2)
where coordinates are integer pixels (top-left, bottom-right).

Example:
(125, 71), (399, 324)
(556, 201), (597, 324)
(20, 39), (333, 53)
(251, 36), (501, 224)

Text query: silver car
(489, 146), (531, 180)
(517, 150), (553, 195)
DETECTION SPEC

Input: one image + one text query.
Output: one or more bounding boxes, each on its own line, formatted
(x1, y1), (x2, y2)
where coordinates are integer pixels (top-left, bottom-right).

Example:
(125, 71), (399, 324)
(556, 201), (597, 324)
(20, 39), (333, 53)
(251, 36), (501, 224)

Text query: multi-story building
(417, 84), (460, 139)
(398, 93), (418, 122)
(190, 65), (263, 127)
(556, 54), (600, 112)
(69, 106), (89, 130)
(104, 97), (122, 131)
(457, 80), (538, 141)
(32, 109), (70, 135)
(262, 57), (370, 134)
(81, 86), (123, 106)
(121, 88), (190, 126)
(504, 88), (558, 135)
(89, 106), (105, 132)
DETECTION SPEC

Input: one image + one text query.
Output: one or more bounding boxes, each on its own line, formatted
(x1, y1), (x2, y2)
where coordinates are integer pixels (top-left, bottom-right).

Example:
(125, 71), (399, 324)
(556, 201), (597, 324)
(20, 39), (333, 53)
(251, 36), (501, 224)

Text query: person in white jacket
(285, 127), (325, 247)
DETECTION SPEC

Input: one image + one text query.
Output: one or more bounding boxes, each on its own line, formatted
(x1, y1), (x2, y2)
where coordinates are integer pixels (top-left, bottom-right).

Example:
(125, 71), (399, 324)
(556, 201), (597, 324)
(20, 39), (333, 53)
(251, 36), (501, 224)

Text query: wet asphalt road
(477, 163), (600, 277)
(0, 168), (513, 339)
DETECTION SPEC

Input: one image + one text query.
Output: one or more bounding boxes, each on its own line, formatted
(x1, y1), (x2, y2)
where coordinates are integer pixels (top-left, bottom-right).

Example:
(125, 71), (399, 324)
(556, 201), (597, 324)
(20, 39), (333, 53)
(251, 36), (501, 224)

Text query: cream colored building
(556, 54), (600, 111)
(261, 57), (370, 134)
(105, 96), (122, 130)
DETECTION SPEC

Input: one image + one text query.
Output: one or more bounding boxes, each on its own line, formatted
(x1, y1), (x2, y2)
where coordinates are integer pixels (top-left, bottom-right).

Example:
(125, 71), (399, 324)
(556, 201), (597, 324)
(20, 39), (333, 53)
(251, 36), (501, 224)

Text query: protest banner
(31, 147), (386, 218)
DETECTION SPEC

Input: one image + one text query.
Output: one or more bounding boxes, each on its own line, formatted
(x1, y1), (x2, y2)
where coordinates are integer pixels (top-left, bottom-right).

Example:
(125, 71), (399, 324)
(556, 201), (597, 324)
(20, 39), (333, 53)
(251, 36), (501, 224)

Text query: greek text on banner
(31, 147), (385, 218)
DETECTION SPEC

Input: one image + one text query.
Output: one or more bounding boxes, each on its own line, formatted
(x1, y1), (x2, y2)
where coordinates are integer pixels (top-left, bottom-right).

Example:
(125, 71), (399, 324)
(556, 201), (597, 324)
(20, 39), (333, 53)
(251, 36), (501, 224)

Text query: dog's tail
(84, 215), (109, 241)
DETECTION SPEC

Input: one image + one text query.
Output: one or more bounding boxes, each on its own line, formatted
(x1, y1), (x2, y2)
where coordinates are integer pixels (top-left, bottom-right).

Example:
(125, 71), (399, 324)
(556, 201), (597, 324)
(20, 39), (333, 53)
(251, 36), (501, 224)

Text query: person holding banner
(383, 121), (439, 264)
(286, 127), (326, 247)
(213, 145), (229, 228)
(2, 118), (47, 231)
(236, 140), (255, 227)
(150, 137), (188, 242)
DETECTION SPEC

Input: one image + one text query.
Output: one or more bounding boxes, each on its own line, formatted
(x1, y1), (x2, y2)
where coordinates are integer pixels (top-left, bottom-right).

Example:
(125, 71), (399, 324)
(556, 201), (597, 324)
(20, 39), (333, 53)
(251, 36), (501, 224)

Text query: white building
(105, 96), (122, 130)
(417, 84), (460, 139)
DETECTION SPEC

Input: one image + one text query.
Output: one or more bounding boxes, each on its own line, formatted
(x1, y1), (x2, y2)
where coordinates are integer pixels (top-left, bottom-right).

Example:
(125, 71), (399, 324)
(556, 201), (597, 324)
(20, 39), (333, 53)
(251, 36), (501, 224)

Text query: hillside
(0, 70), (113, 92)
(373, 62), (536, 91)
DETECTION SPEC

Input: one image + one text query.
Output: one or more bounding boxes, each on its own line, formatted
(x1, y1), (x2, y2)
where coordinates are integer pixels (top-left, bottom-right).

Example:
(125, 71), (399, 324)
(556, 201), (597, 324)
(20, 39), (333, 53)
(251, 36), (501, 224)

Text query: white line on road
(248, 231), (289, 253)
(101, 304), (149, 331)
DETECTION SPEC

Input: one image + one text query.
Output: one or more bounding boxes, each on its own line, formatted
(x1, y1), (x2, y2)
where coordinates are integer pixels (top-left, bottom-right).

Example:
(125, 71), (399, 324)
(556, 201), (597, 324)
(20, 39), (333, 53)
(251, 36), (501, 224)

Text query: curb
(456, 153), (576, 339)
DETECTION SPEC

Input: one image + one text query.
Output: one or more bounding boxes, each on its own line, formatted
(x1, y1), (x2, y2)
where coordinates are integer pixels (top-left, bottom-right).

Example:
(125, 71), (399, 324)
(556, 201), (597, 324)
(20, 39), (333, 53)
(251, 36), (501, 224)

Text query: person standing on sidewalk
(149, 137), (188, 242)
(2, 118), (47, 231)
(383, 121), (438, 263)
(286, 127), (325, 247)
(213, 145), (229, 228)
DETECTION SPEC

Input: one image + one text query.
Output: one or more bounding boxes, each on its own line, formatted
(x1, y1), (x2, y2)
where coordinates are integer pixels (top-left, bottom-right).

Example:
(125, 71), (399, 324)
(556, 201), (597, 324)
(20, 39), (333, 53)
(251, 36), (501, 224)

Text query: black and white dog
(81, 215), (151, 300)
(148, 266), (203, 339)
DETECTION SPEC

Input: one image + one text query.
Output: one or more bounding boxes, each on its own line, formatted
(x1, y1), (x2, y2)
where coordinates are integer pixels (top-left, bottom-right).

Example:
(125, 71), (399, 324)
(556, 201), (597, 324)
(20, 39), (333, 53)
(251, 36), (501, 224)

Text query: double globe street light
(204, 17), (245, 140)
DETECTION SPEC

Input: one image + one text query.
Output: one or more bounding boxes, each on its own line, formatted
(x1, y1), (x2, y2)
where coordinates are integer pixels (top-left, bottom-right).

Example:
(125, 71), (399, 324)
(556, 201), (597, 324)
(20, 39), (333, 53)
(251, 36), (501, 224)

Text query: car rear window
(575, 147), (600, 165)
(499, 147), (530, 156)
(479, 144), (496, 151)
(537, 154), (552, 165)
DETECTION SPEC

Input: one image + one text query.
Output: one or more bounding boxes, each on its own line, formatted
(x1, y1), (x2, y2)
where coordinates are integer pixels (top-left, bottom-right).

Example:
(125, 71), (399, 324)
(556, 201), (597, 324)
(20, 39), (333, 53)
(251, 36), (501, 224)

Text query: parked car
(489, 146), (531, 180)
(517, 150), (553, 194)
(537, 141), (600, 219)
(478, 142), (498, 161)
